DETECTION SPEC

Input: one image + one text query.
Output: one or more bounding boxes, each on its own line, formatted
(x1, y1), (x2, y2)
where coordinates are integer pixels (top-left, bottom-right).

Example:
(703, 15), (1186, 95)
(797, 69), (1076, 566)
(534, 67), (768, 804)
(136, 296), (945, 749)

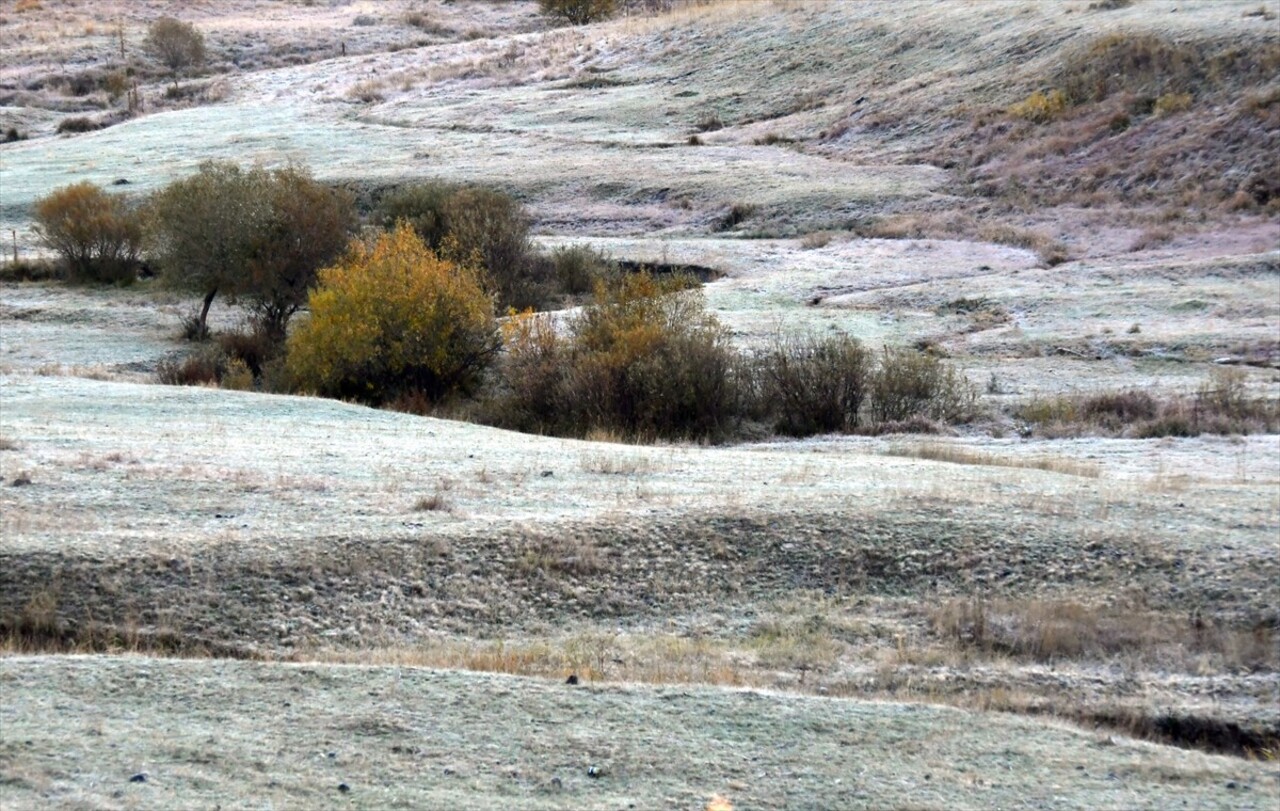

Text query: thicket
(32, 182), (142, 284)
(488, 272), (976, 442)
(374, 182), (555, 310)
(287, 225), (499, 406)
(493, 273), (739, 440)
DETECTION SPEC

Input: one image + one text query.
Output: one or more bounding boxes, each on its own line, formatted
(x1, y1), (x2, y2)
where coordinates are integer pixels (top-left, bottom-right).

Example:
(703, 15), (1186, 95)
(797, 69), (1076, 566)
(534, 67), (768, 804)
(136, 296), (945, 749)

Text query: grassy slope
(1, 1), (1279, 806)
(1, 655), (1274, 811)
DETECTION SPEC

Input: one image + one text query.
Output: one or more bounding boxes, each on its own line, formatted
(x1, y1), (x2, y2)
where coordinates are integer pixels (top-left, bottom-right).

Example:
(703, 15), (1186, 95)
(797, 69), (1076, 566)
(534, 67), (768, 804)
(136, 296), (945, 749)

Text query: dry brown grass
(412, 492), (451, 512)
(928, 596), (1276, 671)
(886, 442), (1101, 478)
(1016, 373), (1280, 438)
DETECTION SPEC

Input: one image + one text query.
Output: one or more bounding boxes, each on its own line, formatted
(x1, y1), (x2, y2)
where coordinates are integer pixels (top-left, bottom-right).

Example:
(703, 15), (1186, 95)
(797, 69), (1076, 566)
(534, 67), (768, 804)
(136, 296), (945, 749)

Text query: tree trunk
(198, 287), (217, 339)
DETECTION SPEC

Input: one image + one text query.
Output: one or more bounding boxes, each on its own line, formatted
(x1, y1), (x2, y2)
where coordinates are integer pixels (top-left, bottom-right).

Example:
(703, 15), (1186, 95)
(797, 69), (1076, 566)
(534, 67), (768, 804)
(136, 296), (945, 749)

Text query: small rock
(327, 752), (337, 759)
(338, 783), (350, 793)
(1225, 781), (1237, 790)
(129, 773), (147, 783)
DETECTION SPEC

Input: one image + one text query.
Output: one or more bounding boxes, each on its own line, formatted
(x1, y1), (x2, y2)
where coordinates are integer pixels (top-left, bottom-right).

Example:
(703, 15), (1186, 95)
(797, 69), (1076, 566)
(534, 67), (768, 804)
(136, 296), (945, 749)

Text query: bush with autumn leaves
(32, 163), (977, 440)
(287, 224), (499, 406)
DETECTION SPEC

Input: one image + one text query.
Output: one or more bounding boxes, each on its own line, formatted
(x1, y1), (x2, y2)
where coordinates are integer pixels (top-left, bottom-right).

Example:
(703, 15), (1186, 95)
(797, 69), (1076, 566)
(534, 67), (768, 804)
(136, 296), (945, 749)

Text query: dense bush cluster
(492, 273), (739, 440)
(487, 271), (976, 441)
(36, 163), (986, 443)
(375, 182), (569, 310)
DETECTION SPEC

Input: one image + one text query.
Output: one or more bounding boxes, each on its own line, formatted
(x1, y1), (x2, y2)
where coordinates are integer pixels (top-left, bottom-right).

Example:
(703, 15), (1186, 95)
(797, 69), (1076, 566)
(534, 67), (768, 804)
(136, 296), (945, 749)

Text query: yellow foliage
(1008, 89), (1069, 123)
(286, 224), (497, 404)
(1153, 91), (1193, 116)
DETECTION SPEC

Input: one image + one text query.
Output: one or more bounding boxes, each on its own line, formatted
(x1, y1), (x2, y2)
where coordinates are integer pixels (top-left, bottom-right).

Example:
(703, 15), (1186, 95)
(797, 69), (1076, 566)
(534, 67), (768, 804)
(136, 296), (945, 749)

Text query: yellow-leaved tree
(287, 224), (498, 405)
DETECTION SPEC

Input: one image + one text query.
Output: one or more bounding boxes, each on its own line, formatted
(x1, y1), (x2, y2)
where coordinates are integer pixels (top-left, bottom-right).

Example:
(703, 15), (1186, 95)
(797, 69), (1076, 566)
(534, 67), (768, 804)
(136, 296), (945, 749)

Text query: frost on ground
(0, 655), (1275, 811)
(1, 1), (1279, 808)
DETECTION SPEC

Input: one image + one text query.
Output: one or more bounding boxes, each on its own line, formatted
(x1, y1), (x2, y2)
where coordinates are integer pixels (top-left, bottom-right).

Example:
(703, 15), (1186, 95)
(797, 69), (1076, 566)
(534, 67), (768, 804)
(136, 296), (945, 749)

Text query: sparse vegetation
(2, 3), (1278, 805)
(1015, 372), (1278, 437)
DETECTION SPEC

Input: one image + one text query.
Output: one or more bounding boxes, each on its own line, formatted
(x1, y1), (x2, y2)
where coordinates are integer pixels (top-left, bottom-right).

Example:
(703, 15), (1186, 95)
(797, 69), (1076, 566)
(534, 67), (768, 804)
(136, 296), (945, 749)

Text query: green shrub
(539, 0), (616, 25)
(287, 225), (499, 405)
(146, 162), (270, 338)
(32, 182), (142, 283)
(762, 333), (870, 436)
(373, 182), (456, 251)
(442, 186), (542, 310)
(244, 166), (356, 341)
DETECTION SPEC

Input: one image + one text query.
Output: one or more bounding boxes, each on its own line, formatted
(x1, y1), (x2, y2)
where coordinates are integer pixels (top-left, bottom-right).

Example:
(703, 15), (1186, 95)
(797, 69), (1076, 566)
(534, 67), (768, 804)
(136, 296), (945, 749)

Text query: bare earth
(1, 1), (1279, 809)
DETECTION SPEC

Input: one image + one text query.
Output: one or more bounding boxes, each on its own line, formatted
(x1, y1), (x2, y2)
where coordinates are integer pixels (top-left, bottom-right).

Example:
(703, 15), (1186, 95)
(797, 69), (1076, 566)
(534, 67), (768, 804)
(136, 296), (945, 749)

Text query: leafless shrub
(156, 347), (227, 387)
(760, 333), (871, 436)
(869, 347), (977, 425)
(144, 17), (206, 88)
